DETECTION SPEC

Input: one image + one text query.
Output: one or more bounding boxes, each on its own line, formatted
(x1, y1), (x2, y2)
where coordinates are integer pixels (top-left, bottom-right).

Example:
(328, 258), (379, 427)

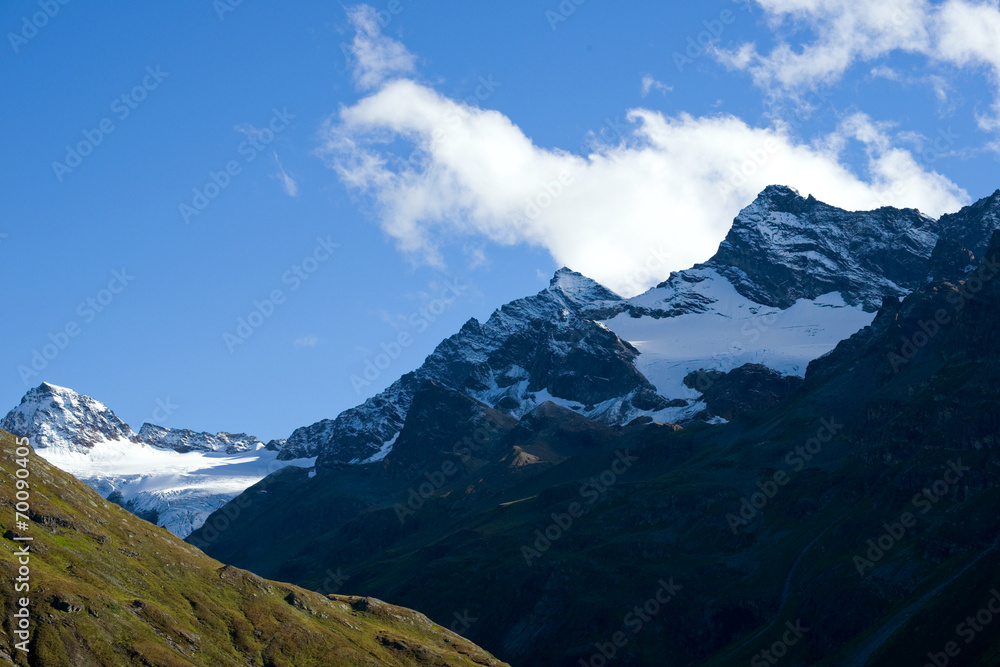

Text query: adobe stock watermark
(579, 577), (682, 666)
(523, 170), (575, 222)
(223, 236), (339, 352)
(10, 436), (33, 654)
(522, 450), (639, 566)
(873, 127), (960, 208)
(52, 66), (169, 183)
(186, 492), (252, 550)
(393, 424), (500, 524)
(887, 252), (999, 373)
(717, 85), (835, 199)
(8, 0), (71, 54)
(350, 277), (469, 394)
(213, 0), (247, 21)
(726, 417), (842, 534)
(922, 589), (1000, 667)
(448, 608), (478, 636)
(546, 0), (586, 31)
(853, 459), (970, 576)
(180, 107), (295, 224)
(750, 620), (809, 667)
(17, 269), (135, 385)
(393, 75), (501, 176)
(143, 397), (180, 426)
(616, 246), (672, 297)
(672, 6), (737, 73)
(315, 568), (351, 596)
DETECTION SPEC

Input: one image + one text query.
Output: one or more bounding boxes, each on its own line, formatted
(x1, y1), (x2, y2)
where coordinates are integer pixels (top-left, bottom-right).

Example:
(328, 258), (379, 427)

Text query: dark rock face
(683, 364), (804, 421)
(935, 189), (1000, 259)
(805, 228), (1000, 455)
(704, 185), (1000, 312)
(924, 237), (977, 283)
(138, 423), (264, 454)
(384, 381), (516, 471)
(523, 318), (655, 405)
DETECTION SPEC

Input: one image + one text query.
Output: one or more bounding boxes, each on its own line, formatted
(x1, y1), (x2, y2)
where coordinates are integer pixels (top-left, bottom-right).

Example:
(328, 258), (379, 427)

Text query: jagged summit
(936, 189), (1000, 259)
(706, 186), (940, 310)
(546, 267), (622, 311)
(138, 423), (264, 454)
(0, 382), (139, 453)
(0, 383), (266, 457)
(282, 269), (656, 466)
(0, 383), (303, 537)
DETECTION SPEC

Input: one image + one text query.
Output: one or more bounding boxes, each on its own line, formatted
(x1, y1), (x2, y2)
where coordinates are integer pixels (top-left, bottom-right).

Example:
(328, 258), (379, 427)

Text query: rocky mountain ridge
(279, 185), (1000, 467)
(189, 223), (1000, 666)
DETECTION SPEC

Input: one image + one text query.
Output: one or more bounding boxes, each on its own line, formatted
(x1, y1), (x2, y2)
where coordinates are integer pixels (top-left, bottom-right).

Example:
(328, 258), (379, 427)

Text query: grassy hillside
(0, 429), (507, 667)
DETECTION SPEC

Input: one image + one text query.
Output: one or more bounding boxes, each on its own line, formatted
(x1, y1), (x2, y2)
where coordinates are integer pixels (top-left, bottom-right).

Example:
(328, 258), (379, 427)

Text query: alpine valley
(6, 185), (1000, 665)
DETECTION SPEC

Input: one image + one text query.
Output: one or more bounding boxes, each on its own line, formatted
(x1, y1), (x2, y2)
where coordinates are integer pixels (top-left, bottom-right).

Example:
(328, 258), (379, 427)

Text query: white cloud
(641, 75), (672, 97)
(717, 0), (1000, 130)
(345, 4), (416, 90)
(870, 65), (950, 102)
(320, 5), (969, 297)
(936, 0), (1000, 130)
(273, 153), (299, 197)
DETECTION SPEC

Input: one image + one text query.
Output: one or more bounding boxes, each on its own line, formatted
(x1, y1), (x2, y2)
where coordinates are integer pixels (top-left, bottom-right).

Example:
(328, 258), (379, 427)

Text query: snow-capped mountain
(1, 382), (141, 453)
(10, 185), (999, 534)
(277, 185), (1000, 468)
(704, 185), (940, 310)
(281, 267), (664, 466)
(1, 382), (313, 537)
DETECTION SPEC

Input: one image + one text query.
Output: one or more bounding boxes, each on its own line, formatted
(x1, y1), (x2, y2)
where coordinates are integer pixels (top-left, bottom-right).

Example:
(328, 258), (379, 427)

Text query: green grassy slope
(0, 429), (508, 667)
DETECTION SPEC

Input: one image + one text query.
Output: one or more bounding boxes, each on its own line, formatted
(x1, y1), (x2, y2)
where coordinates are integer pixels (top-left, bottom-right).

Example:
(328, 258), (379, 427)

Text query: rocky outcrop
(684, 363), (804, 421)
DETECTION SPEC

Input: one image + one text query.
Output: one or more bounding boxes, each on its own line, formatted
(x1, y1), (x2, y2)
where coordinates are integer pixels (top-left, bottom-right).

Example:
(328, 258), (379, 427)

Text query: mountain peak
(759, 183), (801, 198)
(549, 266), (577, 283)
(706, 186), (942, 310)
(936, 190), (1000, 259)
(29, 381), (75, 399)
(39, 380), (70, 392)
(2, 383), (138, 452)
(546, 267), (622, 311)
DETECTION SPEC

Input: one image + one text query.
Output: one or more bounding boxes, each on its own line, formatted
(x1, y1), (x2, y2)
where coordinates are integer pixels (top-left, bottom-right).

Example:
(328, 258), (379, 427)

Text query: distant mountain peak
(39, 380), (70, 392)
(545, 267), (622, 312)
(549, 266), (578, 284)
(1, 382), (139, 453)
(138, 423), (264, 454)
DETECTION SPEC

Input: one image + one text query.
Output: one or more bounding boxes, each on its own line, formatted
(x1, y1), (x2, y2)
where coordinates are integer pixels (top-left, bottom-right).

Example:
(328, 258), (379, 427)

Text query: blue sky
(2, 0), (998, 441)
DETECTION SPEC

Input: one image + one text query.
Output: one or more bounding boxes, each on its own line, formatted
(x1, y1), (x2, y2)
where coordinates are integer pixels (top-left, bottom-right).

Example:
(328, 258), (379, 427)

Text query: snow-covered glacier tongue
(601, 267), (873, 414)
(0, 382), (314, 537)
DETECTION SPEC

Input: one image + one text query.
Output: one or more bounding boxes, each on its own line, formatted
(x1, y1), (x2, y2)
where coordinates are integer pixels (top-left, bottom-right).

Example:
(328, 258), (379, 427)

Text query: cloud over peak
(321, 4), (969, 297)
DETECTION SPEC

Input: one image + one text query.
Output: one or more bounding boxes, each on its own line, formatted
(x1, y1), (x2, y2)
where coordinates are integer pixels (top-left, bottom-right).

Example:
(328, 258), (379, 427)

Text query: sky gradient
(3, 0), (999, 441)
